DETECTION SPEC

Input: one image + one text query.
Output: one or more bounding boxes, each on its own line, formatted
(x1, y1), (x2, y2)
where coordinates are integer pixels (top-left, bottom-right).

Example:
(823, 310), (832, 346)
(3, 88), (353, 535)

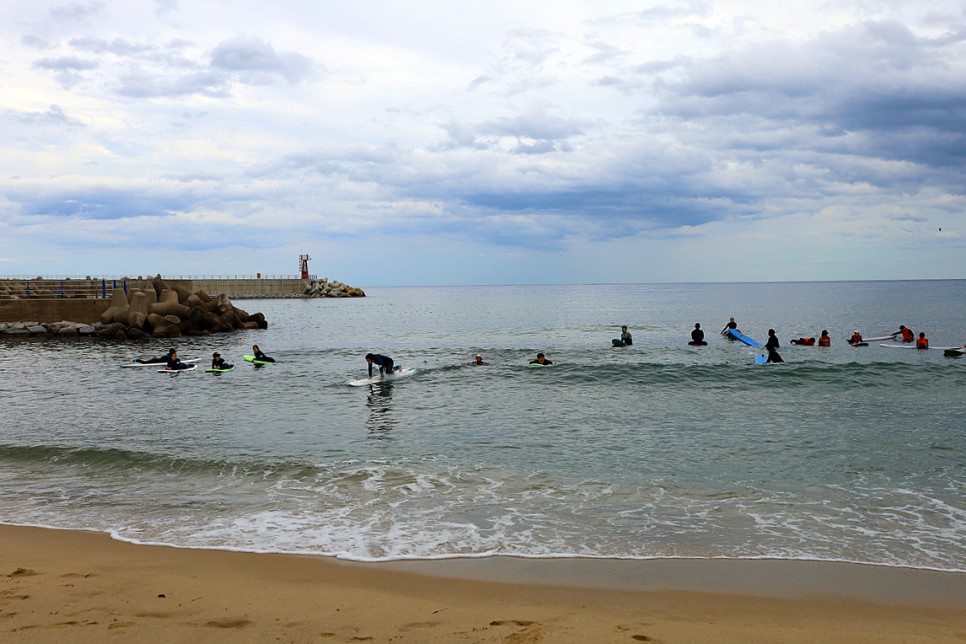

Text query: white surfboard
(348, 367), (417, 386)
(122, 357), (201, 368)
(156, 364), (198, 373)
(879, 344), (959, 350)
(862, 334), (898, 342)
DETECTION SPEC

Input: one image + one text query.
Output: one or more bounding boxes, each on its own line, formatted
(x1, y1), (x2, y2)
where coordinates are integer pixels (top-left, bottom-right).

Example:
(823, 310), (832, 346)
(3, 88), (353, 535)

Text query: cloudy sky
(1, 1), (964, 285)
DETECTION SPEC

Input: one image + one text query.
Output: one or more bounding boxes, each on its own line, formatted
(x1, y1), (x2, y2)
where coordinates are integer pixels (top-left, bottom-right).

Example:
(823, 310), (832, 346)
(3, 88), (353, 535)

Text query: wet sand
(2, 524), (964, 643)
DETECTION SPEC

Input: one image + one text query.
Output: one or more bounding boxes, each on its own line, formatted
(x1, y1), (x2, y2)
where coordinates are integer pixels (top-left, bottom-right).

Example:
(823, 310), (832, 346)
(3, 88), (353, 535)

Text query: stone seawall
(0, 276), (363, 323)
(0, 299), (110, 324)
(165, 278), (306, 298)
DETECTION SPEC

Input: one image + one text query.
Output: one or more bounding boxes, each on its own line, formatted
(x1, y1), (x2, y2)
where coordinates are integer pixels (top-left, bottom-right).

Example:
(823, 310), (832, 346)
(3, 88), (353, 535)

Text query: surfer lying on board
(366, 353), (398, 377)
(689, 323), (707, 346)
(135, 348), (176, 364)
(529, 353), (553, 365)
(790, 337), (815, 345)
(165, 351), (192, 370)
(211, 352), (233, 369)
(252, 345), (276, 363)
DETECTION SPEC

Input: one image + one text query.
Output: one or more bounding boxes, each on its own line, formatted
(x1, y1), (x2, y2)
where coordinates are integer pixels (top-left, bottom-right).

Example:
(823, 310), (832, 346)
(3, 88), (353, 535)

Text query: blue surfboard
(728, 328), (763, 347)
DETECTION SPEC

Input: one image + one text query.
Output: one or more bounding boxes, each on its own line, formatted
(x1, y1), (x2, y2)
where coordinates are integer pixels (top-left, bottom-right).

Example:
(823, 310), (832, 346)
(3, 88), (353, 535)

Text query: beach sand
(2, 525), (964, 643)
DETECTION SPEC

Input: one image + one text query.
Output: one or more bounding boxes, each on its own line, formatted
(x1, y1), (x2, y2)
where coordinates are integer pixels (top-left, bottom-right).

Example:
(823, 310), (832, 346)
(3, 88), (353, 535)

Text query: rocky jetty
(1, 276), (268, 338)
(1, 320), (97, 336)
(302, 278), (365, 298)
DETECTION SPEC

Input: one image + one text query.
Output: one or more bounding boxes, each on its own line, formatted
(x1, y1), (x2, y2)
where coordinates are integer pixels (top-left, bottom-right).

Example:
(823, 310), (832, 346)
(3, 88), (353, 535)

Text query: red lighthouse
(299, 254), (311, 279)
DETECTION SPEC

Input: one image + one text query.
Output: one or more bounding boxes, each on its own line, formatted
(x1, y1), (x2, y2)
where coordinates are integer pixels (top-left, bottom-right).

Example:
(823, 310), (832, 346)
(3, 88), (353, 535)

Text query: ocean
(1, 281), (964, 571)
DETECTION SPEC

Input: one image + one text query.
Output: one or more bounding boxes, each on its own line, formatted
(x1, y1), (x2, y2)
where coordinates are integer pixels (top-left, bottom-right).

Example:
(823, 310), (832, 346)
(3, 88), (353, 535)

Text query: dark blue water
(1, 281), (964, 569)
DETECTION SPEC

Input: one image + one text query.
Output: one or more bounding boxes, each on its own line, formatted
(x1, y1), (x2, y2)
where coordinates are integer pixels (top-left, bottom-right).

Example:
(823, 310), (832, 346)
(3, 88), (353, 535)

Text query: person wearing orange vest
(916, 332), (929, 350)
(849, 330), (863, 345)
(899, 325), (914, 343)
(818, 330), (831, 347)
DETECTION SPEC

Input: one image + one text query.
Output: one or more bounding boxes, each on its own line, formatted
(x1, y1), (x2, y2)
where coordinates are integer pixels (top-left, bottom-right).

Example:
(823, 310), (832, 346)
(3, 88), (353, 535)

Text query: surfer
(619, 326), (633, 345)
(898, 325), (914, 343)
(136, 348), (175, 364)
(211, 352), (233, 370)
(721, 317), (738, 335)
(366, 353), (397, 377)
(765, 329), (780, 352)
(252, 345), (276, 363)
(689, 323), (707, 346)
(818, 330), (831, 347)
(790, 337), (815, 345)
(529, 353), (553, 365)
(766, 346), (784, 363)
(470, 354), (488, 366)
(848, 330), (863, 345)
(916, 332), (929, 350)
(165, 350), (192, 370)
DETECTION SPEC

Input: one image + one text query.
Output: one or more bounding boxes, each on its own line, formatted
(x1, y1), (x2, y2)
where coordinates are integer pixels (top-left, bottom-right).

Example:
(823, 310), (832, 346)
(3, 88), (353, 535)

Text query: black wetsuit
(368, 354), (395, 377)
(690, 328), (706, 345)
(166, 357), (191, 370)
(211, 357), (233, 369)
(253, 350), (275, 363)
(765, 334), (780, 351)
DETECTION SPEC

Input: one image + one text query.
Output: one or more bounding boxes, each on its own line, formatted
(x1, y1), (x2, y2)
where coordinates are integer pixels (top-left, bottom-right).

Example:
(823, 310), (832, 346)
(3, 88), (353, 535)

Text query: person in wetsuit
(529, 353), (553, 365)
(619, 326), (633, 346)
(689, 323), (707, 346)
(211, 352), (233, 369)
(165, 350), (192, 370)
(721, 317), (738, 335)
(899, 325), (914, 343)
(366, 353), (396, 377)
(136, 348), (176, 364)
(252, 345), (275, 362)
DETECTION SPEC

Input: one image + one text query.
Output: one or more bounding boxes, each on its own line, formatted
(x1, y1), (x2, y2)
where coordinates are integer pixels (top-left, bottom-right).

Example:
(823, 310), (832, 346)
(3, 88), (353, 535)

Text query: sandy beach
(2, 525), (964, 643)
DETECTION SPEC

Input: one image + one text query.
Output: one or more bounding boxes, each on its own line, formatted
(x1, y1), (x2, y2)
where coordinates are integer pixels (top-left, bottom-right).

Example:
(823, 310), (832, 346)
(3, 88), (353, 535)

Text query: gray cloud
(210, 36), (314, 84)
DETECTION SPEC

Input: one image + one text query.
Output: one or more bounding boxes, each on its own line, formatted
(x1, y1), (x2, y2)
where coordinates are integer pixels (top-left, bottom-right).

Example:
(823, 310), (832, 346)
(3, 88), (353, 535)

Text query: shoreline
(2, 525), (964, 643)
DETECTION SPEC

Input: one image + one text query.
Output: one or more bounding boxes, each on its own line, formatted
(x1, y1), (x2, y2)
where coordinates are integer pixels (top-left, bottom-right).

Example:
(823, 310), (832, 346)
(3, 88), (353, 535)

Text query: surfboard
(943, 348), (965, 357)
(727, 328), (763, 347)
(848, 342), (869, 347)
(612, 338), (626, 347)
(755, 354), (768, 365)
(879, 344), (959, 350)
(348, 367), (416, 386)
(863, 334), (899, 342)
(122, 357), (201, 368)
(157, 364), (197, 373)
(243, 354), (275, 365)
(205, 366), (235, 373)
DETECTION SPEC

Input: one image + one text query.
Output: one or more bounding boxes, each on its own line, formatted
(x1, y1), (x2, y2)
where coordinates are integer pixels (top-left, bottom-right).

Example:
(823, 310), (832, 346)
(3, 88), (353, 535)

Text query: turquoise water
(1, 281), (964, 569)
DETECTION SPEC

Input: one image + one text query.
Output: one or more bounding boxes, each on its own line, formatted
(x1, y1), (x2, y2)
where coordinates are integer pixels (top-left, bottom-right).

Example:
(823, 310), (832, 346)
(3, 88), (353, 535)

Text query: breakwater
(0, 275), (364, 323)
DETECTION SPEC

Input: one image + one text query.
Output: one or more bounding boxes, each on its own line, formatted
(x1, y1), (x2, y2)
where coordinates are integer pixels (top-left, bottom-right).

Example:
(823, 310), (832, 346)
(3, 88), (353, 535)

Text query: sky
(1, 1), (964, 286)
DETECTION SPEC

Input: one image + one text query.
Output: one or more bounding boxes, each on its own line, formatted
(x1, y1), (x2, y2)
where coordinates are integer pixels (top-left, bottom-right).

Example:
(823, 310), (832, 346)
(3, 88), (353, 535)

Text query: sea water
(1, 281), (964, 570)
